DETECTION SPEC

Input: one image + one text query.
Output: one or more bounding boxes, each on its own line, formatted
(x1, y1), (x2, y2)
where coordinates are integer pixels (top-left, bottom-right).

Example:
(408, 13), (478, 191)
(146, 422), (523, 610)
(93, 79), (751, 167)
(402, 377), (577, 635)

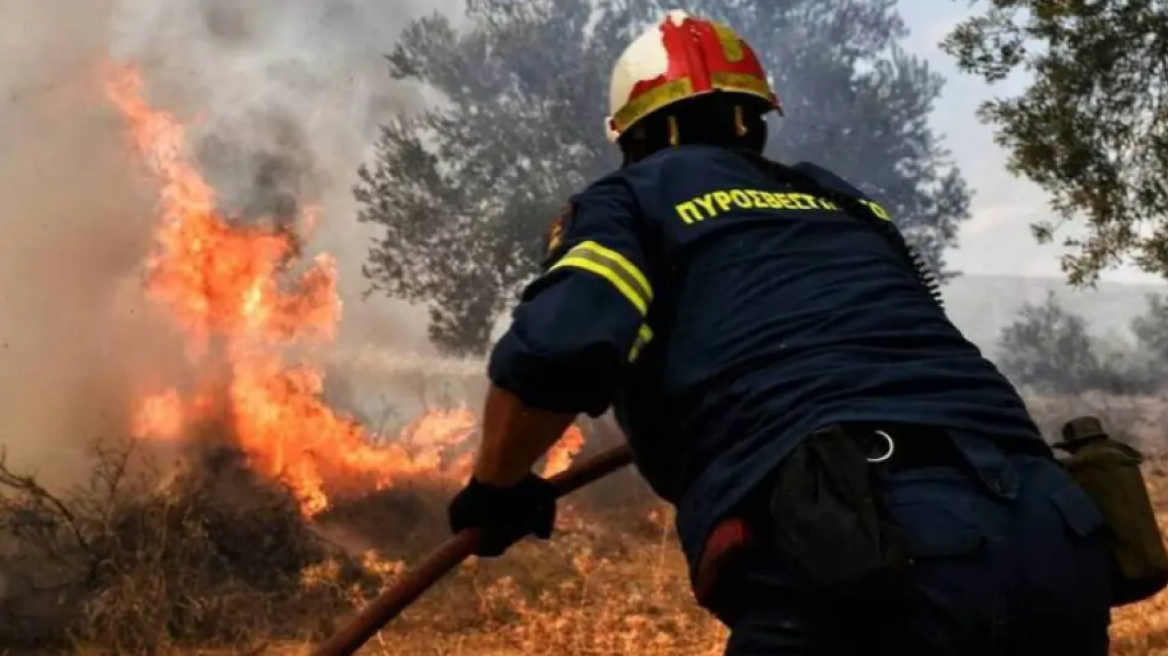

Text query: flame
(108, 64), (581, 515)
(130, 389), (186, 441)
(542, 425), (585, 478)
(105, 69), (336, 355)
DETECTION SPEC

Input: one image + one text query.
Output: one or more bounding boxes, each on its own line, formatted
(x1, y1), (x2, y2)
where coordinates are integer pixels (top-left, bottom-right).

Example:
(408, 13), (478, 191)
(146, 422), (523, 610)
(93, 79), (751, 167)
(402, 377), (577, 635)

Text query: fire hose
(309, 444), (635, 656)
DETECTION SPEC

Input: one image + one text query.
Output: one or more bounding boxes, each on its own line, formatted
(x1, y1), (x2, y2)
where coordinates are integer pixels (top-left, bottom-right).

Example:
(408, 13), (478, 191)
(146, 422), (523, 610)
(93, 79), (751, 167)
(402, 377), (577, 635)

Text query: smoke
(107, 0), (486, 418)
(0, 0), (470, 482)
(0, 0), (166, 484)
(107, 0), (458, 343)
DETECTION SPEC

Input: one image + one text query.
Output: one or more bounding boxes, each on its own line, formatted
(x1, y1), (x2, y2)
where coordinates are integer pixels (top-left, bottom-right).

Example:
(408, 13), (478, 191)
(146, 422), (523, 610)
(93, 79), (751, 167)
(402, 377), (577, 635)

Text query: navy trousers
(719, 433), (1113, 655)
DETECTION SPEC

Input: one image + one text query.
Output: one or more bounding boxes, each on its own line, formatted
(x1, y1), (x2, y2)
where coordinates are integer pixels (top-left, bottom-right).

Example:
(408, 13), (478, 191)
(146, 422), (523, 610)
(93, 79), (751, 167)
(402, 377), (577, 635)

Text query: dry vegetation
(2, 406), (1168, 656)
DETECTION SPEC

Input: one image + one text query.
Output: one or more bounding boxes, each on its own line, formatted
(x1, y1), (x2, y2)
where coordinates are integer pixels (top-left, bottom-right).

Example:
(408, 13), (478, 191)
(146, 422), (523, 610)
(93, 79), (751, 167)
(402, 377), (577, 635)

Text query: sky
(896, 1), (1161, 285)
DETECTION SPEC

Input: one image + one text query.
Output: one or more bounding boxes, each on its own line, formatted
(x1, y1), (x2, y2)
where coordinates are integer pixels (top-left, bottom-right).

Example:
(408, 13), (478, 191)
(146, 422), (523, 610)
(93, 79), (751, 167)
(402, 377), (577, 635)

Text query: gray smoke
(107, 0), (455, 326)
(0, 0), (470, 481)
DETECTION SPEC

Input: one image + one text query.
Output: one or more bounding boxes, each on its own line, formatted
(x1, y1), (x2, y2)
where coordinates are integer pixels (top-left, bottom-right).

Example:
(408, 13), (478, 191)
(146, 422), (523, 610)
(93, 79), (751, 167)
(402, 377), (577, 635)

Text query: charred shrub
(0, 437), (377, 653)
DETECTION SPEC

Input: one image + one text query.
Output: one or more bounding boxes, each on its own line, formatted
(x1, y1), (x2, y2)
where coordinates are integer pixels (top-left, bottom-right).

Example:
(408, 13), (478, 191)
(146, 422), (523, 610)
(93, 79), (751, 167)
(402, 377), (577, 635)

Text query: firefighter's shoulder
(615, 145), (749, 210)
(788, 161), (895, 222)
(623, 143), (739, 177)
(789, 161), (866, 198)
(540, 173), (647, 267)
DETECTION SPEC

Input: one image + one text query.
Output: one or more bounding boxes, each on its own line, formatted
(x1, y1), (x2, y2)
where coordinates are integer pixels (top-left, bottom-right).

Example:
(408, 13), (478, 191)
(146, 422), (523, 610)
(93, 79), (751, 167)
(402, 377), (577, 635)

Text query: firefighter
(447, 10), (1113, 655)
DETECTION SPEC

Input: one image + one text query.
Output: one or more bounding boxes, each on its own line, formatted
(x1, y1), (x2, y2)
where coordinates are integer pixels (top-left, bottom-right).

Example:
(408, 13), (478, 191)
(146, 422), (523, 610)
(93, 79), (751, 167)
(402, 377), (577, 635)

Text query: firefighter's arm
(473, 178), (655, 485)
(473, 385), (576, 486)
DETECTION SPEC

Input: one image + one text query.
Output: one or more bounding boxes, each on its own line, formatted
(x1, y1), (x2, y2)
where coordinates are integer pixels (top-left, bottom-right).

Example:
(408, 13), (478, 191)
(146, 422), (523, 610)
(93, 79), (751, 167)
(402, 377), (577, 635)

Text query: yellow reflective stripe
(552, 257), (649, 315)
(628, 324), (653, 362)
(574, 242), (653, 300)
(548, 240), (653, 316)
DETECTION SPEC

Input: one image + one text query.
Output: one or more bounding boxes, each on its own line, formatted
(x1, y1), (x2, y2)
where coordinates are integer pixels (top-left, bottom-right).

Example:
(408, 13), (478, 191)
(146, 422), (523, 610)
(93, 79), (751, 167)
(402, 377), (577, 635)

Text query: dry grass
(2, 430), (1168, 655)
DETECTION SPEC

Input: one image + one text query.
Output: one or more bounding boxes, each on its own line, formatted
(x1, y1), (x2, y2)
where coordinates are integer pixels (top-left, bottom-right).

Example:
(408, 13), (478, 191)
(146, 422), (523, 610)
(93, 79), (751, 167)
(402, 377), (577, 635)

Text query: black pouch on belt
(765, 425), (912, 596)
(1055, 416), (1168, 606)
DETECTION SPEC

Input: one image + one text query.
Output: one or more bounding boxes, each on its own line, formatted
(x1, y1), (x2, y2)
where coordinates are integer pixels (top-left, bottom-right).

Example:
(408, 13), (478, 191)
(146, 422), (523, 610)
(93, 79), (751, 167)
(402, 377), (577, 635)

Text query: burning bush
(0, 62), (605, 654)
(0, 427), (683, 655)
(0, 437), (382, 653)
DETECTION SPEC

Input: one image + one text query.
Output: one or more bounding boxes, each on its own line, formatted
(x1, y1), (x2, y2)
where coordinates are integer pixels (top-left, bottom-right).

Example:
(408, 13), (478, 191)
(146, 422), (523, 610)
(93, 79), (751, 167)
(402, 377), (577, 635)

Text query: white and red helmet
(606, 10), (782, 142)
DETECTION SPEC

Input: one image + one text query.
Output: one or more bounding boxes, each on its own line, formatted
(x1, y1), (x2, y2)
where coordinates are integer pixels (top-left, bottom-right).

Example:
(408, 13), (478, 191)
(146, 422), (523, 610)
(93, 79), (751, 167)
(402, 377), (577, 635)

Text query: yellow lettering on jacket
(673, 188), (881, 223)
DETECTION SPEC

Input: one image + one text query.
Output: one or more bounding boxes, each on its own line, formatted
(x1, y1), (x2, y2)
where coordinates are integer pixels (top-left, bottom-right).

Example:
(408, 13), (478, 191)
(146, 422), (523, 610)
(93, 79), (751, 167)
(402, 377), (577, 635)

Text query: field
(1, 430), (1167, 656)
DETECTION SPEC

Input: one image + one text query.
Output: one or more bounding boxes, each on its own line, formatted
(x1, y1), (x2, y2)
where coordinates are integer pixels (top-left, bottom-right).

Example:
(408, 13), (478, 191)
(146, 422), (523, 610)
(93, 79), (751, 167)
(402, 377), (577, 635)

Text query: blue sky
(897, 1), (1159, 284)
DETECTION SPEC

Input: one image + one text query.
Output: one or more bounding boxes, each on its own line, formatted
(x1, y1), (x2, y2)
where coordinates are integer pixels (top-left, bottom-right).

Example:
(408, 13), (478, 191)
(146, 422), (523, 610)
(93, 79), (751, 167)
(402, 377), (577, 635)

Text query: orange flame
(130, 389), (186, 441)
(108, 64), (581, 515)
(542, 425), (585, 478)
(106, 69), (337, 355)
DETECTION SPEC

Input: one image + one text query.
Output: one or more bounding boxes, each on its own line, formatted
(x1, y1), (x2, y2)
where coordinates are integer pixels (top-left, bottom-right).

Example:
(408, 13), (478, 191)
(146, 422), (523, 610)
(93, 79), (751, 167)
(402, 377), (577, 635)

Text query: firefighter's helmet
(606, 10), (782, 142)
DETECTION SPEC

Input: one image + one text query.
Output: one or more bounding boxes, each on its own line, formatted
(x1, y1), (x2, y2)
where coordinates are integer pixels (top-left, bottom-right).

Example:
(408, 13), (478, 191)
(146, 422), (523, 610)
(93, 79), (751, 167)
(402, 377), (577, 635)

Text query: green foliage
(1131, 294), (1168, 361)
(998, 292), (1113, 394)
(996, 292), (1163, 395)
(942, 1), (1168, 285)
(357, 0), (971, 355)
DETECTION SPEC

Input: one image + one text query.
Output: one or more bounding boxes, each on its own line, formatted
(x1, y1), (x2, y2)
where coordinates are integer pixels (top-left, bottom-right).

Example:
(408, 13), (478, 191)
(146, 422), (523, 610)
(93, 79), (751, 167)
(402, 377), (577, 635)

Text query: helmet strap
(734, 105), (748, 137)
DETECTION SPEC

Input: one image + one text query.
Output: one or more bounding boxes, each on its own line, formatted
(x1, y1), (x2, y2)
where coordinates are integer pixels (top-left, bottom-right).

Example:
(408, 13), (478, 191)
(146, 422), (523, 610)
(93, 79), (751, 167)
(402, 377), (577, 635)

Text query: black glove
(447, 474), (558, 557)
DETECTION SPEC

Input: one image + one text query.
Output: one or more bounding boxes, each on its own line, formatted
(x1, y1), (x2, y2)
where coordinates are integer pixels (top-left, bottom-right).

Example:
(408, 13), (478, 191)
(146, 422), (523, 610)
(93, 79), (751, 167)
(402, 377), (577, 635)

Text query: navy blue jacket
(488, 144), (1041, 581)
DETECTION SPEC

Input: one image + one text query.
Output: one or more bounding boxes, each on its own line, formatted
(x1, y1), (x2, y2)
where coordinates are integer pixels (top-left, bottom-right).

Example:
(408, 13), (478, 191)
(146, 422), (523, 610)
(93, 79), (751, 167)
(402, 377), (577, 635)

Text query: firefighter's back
(612, 144), (1039, 508)
(604, 144), (1111, 655)
(584, 11), (1112, 655)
